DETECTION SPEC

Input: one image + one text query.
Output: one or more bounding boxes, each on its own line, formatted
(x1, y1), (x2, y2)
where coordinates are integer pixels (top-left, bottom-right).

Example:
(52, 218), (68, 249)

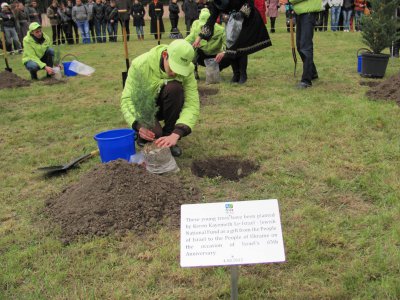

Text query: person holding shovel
(149, 0), (164, 40)
(22, 22), (55, 80)
(121, 39), (200, 157)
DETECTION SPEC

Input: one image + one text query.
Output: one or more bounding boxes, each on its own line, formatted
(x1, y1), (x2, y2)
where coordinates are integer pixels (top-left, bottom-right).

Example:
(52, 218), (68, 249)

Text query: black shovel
(119, 10), (130, 88)
(1, 29), (12, 72)
(37, 149), (99, 177)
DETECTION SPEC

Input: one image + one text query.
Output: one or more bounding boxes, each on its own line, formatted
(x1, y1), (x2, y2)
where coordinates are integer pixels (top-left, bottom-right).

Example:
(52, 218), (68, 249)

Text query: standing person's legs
(114, 22), (118, 42)
(5, 27), (22, 52)
(270, 17), (276, 33)
(238, 55), (248, 84)
(94, 20), (101, 43)
(124, 19), (130, 41)
(101, 21), (107, 42)
(331, 7), (338, 31)
(71, 21), (79, 43)
(51, 25), (57, 45)
(296, 13), (317, 87)
(83, 21), (90, 43)
(107, 22), (113, 42)
(135, 26), (141, 39)
(322, 8), (329, 31)
(89, 20), (96, 43)
(139, 25), (144, 39)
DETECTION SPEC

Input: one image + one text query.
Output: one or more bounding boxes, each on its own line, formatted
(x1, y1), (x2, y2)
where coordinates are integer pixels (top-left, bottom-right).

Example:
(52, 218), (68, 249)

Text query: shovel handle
(64, 149), (99, 169)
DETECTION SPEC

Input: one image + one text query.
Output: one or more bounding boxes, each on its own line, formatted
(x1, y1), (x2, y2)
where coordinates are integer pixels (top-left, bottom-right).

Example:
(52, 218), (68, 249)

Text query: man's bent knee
(25, 61), (40, 72)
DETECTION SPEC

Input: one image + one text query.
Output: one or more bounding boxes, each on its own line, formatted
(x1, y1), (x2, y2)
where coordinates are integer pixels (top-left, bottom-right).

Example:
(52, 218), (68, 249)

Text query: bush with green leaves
(361, 0), (400, 54)
(131, 70), (157, 129)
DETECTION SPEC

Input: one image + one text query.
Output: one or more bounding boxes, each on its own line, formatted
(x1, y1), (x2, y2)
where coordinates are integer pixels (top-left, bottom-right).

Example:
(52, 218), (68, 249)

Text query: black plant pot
(360, 52), (390, 78)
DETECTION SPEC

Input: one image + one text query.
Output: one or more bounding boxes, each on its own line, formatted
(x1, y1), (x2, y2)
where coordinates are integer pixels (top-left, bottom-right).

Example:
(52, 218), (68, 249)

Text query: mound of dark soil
(45, 160), (200, 243)
(198, 86), (218, 105)
(359, 80), (380, 88)
(0, 71), (30, 89)
(366, 73), (400, 106)
(191, 156), (259, 181)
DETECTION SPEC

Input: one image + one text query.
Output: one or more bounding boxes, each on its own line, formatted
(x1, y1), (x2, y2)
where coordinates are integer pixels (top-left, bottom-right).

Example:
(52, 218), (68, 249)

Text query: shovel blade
(5, 67), (12, 72)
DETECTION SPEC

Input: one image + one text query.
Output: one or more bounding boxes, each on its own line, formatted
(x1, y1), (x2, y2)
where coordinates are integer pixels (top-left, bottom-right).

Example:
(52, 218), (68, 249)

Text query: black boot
(238, 55), (248, 84)
(231, 60), (240, 83)
(30, 71), (38, 80)
(194, 64), (200, 80)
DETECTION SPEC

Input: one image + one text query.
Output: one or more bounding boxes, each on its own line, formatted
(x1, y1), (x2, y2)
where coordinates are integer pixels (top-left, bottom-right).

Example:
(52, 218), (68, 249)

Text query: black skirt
(226, 9), (271, 58)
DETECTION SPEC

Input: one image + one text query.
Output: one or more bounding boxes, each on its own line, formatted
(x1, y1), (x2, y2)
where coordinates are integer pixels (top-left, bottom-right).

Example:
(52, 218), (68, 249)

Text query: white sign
(180, 199), (285, 267)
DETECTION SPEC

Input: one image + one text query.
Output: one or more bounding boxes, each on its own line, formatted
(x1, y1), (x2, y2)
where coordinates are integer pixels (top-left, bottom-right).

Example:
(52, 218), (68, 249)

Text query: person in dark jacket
(105, 0), (118, 42)
(47, 0), (61, 45)
(193, 0), (271, 84)
(131, 0), (145, 40)
(67, 0), (79, 43)
(116, 0), (131, 41)
(149, 0), (164, 40)
(58, 2), (71, 44)
(169, 0), (180, 31)
(93, 0), (106, 43)
(15, 2), (30, 45)
(27, 1), (41, 24)
(1, 3), (23, 54)
(182, 0), (198, 36)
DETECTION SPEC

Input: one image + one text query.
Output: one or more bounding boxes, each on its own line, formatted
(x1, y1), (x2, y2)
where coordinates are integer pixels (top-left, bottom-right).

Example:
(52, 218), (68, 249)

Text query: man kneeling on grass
(22, 22), (55, 80)
(121, 39), (200, 157)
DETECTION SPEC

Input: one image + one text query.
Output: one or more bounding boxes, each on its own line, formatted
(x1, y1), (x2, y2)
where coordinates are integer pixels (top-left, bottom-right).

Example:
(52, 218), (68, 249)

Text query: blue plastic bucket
(357, 55), (362, 73)
(94, 129), (136, 163)
(63, 62), (78, 77)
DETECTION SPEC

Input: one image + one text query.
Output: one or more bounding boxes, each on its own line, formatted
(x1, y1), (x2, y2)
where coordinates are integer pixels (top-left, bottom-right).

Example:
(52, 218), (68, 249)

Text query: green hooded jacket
(290, 0), (322, 15)
(185, 8), (226, 55)
(121, 45), (200, 134)
(22, 22), (52, 69)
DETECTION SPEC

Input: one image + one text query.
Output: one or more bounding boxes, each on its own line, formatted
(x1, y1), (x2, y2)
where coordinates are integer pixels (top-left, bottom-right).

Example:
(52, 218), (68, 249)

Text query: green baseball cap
(29, 22), (41, 32)
(167, 40), (194, 77)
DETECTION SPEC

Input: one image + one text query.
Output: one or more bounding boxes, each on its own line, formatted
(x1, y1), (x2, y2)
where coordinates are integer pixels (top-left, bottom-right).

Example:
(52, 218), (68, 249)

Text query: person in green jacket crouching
(185, 8), (230, 80)
(22, 22), (55, 80)
(121, 39), (200, 157)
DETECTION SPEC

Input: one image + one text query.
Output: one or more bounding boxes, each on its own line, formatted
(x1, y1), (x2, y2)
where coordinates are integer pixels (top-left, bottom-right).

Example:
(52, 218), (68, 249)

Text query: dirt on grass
(41, 77), (67, 85)
(45, 160), (200, 244)
(0, 71), (31, 89)
(365, 72), (400, 106)
(198, 86), (219, 105)
(191, 156), (259, 181)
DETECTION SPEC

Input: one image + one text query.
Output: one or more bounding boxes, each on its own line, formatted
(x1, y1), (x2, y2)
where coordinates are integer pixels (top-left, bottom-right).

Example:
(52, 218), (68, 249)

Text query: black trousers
(196, 49), (231, 71)
(170, 17), (178, 29)
(51, 24), (61, 45)
(154, 81), (184, 137)
(296, 13), (318, 85)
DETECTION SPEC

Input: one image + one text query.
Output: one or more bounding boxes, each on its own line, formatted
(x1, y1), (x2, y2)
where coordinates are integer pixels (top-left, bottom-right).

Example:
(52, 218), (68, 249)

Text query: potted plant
(360, 0), (399, 78)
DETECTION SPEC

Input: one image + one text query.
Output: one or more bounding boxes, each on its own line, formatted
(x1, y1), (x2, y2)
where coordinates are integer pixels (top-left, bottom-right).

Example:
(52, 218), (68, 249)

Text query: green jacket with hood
(290, 0), (322, 15)
(22, 22), (52, 69)
(185, 8), (225, 55)
(121, 45), (200, 136)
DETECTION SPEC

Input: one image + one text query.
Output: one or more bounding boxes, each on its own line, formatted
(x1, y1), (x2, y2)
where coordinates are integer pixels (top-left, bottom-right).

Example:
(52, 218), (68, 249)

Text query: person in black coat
(93, 0), (106, 42)
(116, 0), (132, 41)
(105, 0), (119, 42)
(169, 0), (180, 31)
(131, 0), (145, 40)
(182, 0), (198, 35)
(193, 0), (271, 84)
(149, 0), (165, 40)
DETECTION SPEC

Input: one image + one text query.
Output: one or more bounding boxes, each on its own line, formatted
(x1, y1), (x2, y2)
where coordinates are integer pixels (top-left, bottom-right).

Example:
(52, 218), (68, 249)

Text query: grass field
(1, 16), (400, 299)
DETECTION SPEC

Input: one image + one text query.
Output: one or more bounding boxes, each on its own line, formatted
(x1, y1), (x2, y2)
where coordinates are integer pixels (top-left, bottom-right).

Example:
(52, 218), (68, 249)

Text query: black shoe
(271, 28), (275, 33)
(297, 81), (312, 89)
(194, 70), (200, 80)
(170, 145), (182, 157)
(137, 137), (148, 147)
(238, 74), (247, 84)
(231, 74), (240, 83)
(312, 74), (319, 80)
(30, 71), (38, 80)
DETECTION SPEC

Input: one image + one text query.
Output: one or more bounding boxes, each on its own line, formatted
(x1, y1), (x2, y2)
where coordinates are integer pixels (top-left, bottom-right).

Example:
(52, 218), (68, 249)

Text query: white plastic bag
(143, 145), (179, 174)
(52, 66), (62, 80)
(226, 12), (244, 49)
(204, 58), (220, 84)
(69, 60), (95, 76)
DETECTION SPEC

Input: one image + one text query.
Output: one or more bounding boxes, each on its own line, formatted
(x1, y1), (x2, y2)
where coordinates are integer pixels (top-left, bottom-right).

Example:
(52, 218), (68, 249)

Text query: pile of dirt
(45, 160), (200, 243)
(191, 156), (259, 181)
(198, 86), (219, 105)
(365, 73), (400, 106)
(0, 71), (30, 89)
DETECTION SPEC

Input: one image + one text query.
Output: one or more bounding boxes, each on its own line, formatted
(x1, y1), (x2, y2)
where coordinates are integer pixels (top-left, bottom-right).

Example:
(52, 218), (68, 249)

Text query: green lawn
(1, 17), (400, 299)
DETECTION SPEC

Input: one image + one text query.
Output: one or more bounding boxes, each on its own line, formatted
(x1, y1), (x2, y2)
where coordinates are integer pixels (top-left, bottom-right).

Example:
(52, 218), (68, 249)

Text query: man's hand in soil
(45, 66), (54, 75)
(155, 133), (179, 148)
(139, 127), (155, 141)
